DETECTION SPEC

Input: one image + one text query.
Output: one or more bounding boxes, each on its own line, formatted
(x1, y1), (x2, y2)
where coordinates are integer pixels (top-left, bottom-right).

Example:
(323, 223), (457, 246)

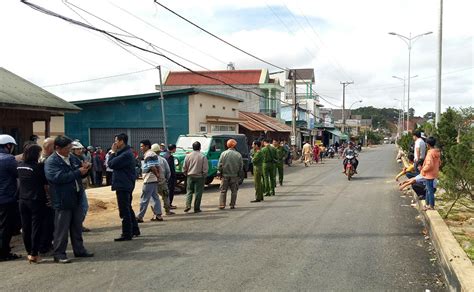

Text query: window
(199, 123), (208, 133)
(210, 124), (236, 133)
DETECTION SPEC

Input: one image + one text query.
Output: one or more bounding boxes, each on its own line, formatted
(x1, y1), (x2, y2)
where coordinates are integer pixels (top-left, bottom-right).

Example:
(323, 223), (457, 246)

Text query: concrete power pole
(435, 0), (443, 127)
(291, 69), (297, 146)
(157, 66), (168, 146)
(340, 81), (353, 134)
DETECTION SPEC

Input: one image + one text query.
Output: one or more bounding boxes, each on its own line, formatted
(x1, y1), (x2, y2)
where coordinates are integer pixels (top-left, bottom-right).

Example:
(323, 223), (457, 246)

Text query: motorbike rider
(342, 141), (359, 173)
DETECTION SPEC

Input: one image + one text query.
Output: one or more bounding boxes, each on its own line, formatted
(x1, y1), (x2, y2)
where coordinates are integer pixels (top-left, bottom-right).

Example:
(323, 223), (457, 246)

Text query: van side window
(214, 139), (225, 152)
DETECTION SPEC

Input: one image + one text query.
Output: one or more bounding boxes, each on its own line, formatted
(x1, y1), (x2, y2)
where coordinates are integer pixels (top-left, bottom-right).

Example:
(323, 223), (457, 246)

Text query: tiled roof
(239, 111), (291, 133)
(165, 70), (264, 86)
(0, 67), (80, 112)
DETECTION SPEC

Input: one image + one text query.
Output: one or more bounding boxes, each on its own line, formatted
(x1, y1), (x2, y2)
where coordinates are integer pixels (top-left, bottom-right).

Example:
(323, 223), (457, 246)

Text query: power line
(108, 1), (228, 67)
(21, 0), (302, 112)
(153, 0), (334, 116)
(41, 67), (156, 88)
(153, 0), (286, 71)
(65, 0), (211, 71)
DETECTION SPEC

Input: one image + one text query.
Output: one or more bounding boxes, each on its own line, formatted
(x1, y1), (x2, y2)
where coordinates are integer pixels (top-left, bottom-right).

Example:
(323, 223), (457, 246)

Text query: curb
(414, 193), (474, 291)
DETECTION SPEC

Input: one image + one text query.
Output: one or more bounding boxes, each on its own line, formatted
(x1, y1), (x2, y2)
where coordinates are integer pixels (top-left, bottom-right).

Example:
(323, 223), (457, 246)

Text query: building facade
(65, 88), (242, 150)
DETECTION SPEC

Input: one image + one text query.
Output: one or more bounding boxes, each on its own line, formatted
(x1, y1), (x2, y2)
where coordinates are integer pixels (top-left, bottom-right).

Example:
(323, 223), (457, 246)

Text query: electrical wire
(21, 0), (304, 114)
(41, 68), (156, 88)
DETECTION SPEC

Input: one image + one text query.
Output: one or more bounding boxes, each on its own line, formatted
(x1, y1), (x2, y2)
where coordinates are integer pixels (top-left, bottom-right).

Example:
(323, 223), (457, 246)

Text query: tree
(408, 108), (415, 118)
(423, 111), (435, 120)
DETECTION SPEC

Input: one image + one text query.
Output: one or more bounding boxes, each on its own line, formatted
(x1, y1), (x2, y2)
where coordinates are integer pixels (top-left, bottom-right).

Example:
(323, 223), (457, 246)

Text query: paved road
(1, 145), (446, 291)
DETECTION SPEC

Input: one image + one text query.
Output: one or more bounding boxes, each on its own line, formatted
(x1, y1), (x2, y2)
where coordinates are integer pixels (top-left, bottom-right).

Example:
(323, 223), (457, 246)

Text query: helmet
(71, 141), (84, 150)
(87, 146), (94, 151)
(0, 134), (17, 145)
(151, 143), (161, 153)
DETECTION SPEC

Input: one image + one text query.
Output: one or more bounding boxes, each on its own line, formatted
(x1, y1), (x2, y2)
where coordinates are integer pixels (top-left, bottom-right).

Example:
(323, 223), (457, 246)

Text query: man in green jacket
(273, 139), (287, 186)
(261, 139), (276, 196)
(250, 140), (264, 202)
(217, 139), (243, 209)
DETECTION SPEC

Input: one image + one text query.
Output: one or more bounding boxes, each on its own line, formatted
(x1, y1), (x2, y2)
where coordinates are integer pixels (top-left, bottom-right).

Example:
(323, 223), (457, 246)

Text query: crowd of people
(396, 131), (441, 211)
(1, 130), (367, 264)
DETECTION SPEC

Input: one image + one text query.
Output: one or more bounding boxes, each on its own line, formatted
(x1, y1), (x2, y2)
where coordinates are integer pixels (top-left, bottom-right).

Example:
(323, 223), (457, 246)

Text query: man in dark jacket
(108, 133), (140, 241)
(0, 135), (21, 261)
(162, 144), (177, 209)
(44, 136), (94, 263)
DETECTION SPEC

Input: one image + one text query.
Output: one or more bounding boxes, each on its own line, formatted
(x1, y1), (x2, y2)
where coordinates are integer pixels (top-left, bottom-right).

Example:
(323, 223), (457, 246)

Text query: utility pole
(340, 81), (353, 134)
(435, 0), (443, 127)
(291, 69), (297, 146)
(157, 66), (168, 146)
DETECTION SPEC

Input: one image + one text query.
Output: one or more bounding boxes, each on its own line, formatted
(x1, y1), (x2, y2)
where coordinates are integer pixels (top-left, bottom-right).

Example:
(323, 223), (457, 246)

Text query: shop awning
(326, 129), (349, 140)
(239, 111), (291, 133)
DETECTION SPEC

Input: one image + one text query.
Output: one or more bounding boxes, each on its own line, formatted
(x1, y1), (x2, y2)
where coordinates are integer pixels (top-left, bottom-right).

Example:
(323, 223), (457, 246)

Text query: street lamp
(392, 75), (418, 132)
(389, 31), (432, 132)
(347, 100), (362, 136)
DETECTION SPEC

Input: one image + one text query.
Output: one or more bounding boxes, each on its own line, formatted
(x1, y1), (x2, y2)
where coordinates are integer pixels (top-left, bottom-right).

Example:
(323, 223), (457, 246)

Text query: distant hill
(350, 106), (400, 132)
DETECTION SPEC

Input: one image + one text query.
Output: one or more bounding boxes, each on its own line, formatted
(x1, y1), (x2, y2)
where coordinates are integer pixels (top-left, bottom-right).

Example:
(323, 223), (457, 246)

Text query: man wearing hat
(412, 131), (427, 172)
(0, 135), (21, 261)
(217, 139), (243, 209)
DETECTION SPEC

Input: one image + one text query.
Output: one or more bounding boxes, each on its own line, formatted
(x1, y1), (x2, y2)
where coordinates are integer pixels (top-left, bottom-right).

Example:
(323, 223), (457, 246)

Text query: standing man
(218, 139), (243, 210)
(273, 139), (286, 186)
(162, 144), (178, 209)
(261, 139), (276, 196)
(44, 136), (94, 263)
(93, 147), (104, 186)
(151, 143), (174, 216)
(302, 141), (312, 167)
(250, 140), (264, 203)
(183, 141), (208, 213)
(136, 140), (163, 223)
(0, 135), (21, 262)
(108, 133), (140, 241)
(413, 131), (427, 173)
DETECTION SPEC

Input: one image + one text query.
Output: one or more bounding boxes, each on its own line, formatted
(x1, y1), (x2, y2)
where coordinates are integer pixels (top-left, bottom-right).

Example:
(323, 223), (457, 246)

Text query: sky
(1, 0), (473, 117)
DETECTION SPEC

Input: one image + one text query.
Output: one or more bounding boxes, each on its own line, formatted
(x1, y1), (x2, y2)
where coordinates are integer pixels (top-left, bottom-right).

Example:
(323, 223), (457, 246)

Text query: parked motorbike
(327, 147), (335, 158)
(344, 150), (358, 180)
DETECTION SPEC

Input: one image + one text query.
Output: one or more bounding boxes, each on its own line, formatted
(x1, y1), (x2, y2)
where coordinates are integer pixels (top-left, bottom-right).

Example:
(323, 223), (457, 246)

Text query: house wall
(33, 116), (65, 144)
(188, 92), (240, 134)
(165, 85), (265, 113)
(0, 108), (50, 153)
(64, 94), (189, 148)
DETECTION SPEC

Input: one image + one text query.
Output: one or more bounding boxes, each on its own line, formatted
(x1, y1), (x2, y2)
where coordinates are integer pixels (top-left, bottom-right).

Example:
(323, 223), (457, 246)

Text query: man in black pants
(44, 136), (94, 263)
(163, 144), (177, 209)
(0, 135), (20, 262)
(108, 133), (140, 241)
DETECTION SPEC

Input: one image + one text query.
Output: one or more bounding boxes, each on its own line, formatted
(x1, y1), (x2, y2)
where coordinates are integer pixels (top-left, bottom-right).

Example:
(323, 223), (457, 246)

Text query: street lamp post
(347, 100), (362, 136)
(389, 31), (432, 132)
(394, 98), (402, 138)
(392, 75), (418, 132)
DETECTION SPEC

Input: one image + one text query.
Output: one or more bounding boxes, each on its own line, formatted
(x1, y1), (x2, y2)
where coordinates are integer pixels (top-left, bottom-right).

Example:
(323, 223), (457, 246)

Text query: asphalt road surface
(1, 144), (446, 291)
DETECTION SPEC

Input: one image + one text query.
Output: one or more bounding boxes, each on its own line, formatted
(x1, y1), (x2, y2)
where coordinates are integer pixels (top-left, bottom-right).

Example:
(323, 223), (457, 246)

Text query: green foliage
(436, 106), (474, 217)
(351, 106), (399, 130)
(438, 141), (474, 217)
(366, 131), (384, 145)
(397, 133), (413, 153)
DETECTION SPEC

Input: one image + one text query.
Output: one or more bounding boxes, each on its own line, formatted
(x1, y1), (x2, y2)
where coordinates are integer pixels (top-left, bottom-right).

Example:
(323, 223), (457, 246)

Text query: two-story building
(163, 69), (284, 119)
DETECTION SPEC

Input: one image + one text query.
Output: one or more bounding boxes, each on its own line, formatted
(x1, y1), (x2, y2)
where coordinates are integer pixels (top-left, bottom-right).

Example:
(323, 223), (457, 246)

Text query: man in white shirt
(412, 131), (426, 170)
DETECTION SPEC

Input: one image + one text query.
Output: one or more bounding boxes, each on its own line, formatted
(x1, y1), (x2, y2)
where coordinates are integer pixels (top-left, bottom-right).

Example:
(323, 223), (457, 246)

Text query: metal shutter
(90, 128), (127, 150)
(90, 128), (164, 151)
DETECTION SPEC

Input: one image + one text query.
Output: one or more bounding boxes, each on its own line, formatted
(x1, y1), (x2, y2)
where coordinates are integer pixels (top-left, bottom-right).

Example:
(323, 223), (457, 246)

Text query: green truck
(174, 134), (250, 187)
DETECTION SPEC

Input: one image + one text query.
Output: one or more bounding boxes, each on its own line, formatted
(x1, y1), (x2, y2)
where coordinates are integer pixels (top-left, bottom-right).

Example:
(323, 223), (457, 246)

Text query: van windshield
(176, 136), (211, 151)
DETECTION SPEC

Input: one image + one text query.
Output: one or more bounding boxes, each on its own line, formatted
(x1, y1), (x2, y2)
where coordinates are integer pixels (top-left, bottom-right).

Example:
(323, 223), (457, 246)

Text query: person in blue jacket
(44, 136), (94, 263)
(107, 133), (140, 241)
(0, 134), (21, 262)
